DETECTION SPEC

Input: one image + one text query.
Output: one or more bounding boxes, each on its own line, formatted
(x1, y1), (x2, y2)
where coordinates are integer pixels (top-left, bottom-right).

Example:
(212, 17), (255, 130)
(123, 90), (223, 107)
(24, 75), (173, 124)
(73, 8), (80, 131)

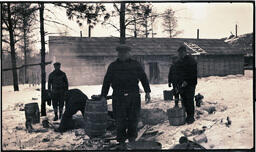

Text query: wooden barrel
(84, 98), (108, 138)
(163, 90), (173, 101)
(24, 102), (40, 124)
(167, 106), (186, 126)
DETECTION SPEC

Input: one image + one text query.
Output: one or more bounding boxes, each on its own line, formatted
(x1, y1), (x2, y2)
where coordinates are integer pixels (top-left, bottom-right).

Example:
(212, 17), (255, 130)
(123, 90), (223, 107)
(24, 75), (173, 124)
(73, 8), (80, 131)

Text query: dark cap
(177, 45), (187, 52)
(53, 62), (61, 66)
(116, 44), (131, 52)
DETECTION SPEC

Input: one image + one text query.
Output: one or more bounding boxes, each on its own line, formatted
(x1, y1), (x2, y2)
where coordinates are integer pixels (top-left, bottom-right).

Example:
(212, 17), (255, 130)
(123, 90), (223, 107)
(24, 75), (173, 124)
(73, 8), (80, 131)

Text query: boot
(116, 141), (126, 150)
(186, 116), (195, 124)
(53, 108), (58, 121)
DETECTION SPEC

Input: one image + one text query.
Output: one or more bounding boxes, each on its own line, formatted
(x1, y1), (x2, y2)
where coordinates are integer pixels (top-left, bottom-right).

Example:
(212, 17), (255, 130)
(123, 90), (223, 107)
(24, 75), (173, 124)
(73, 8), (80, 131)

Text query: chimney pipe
(89, 26), (91, 38)
(197, 29), (199, 39)
(80, 31), (82, 37)
(235, 24), (237, 38)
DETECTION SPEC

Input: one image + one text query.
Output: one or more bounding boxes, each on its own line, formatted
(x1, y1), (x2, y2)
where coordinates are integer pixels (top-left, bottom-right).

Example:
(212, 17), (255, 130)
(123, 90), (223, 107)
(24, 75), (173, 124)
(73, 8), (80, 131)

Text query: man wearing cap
(48, 62), (69, 121)
(176, 45), (197, 124)
(168, 56), (182, 106)
(101, 44), (151, 147)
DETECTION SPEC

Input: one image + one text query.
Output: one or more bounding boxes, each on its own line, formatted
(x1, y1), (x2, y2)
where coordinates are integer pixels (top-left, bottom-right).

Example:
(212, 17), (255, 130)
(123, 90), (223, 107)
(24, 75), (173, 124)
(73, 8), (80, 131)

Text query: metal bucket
(163, 90), (173, 101)
(126, 141), (162, 150)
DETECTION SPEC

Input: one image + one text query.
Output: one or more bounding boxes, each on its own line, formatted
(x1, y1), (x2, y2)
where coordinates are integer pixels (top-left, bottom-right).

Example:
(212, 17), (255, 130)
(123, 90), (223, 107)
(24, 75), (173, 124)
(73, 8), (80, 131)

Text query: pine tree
(162, 8), (182, 38)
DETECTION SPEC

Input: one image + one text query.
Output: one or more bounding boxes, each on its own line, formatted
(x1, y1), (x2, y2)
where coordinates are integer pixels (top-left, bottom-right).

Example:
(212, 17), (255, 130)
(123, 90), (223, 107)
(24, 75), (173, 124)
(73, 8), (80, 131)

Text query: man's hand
(181, 81), (188, 88)
(145, 92), (151, 104)
(168, 83), (172, 87)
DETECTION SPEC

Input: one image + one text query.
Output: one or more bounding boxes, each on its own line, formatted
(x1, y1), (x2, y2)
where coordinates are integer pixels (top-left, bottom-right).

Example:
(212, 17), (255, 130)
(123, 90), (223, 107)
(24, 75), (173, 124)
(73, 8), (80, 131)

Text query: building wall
(196, 55), (244, 77)
(50, 56), (109, 86)
(50, 54), (244, 86)
(135, 55), (172, 84)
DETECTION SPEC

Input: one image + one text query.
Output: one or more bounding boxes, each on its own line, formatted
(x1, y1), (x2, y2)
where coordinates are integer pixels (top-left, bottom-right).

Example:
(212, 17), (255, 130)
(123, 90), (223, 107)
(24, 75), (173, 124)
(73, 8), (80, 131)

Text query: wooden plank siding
(49, 37), (244, 85)
(50, 54), (244, 85)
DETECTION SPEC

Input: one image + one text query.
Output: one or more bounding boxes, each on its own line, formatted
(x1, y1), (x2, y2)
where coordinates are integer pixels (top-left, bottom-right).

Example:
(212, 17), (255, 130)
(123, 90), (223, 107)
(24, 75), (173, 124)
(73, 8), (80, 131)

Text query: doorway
(149, 62), (160, 84)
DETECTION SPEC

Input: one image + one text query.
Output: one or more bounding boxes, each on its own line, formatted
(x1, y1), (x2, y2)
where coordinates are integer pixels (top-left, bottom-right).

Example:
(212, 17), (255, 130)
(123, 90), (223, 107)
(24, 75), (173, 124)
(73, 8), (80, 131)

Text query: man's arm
(48, 74), (52, 91)
(137, 63), (151, 103)
(168, 66), (173, 87)
(137, 63), (151, 93)
(63, 73), (69, 91)
(101, 64), (113, 98)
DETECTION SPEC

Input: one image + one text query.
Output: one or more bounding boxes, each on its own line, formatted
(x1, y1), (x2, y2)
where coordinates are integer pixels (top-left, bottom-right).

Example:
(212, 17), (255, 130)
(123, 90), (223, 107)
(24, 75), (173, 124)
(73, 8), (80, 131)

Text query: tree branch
(125, 14), (157, 27)
(2, 39), (10, 44)
(43, 18), (74, 30)
(103, 22), (120, 32)
(2, 61), (52, 71)
(113, 3), (120, 13)
(14, 37), (23, 44)
(2, 18), (9, 29)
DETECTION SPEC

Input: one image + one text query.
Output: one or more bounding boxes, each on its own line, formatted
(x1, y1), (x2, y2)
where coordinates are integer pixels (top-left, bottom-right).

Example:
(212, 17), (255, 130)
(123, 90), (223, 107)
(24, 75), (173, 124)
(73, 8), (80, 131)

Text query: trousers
(180, 85), (196, 118)
(113, 93), (141, 142)
(51, 91), (65, 110)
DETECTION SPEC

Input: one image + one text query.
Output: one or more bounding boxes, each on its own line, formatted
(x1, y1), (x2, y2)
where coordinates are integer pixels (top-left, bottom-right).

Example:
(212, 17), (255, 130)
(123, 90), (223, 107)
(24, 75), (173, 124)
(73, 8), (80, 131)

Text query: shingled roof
(49, 36), (243, 57)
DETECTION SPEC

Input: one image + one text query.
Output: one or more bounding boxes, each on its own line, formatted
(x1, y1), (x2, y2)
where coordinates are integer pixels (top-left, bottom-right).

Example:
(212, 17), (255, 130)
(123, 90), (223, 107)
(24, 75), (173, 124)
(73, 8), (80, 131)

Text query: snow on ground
(2, 70), (254, 150)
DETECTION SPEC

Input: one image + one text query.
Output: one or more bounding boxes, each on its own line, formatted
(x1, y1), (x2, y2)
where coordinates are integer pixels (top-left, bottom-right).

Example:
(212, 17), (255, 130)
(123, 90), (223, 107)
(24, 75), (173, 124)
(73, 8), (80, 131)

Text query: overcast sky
(45, 2), (253, 39)
(30, 2), (253, 53)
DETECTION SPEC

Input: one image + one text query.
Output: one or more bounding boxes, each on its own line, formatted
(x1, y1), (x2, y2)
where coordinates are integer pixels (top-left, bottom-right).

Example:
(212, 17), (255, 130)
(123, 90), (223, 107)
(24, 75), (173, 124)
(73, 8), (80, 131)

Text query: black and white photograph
(1, 1), (254, 150)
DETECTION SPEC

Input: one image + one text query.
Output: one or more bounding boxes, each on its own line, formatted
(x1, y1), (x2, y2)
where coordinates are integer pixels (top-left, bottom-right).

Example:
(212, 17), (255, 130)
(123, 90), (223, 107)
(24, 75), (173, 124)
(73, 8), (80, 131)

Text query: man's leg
(112, 96), (118, 120)
(127, 94), (141, 143)
(115, 95), (128, 144)
(52, 93), (58, 121)
(59, 92), (65, 120)
(182, 86), (196, 124)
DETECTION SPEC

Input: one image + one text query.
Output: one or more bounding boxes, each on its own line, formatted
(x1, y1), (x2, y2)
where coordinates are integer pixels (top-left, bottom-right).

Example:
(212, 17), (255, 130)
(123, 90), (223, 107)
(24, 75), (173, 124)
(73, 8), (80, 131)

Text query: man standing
(176, 45), (197, 124)
(48, 62), (69, 121)
(168, 56), (182, 106)
(101, 45), (151, 147)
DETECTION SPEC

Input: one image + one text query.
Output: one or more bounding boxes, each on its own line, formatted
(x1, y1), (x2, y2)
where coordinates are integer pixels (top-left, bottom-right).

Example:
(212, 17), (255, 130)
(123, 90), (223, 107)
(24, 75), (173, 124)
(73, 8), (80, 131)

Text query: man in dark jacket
(48, 62), (69, 121)
(176, 45), (197, 124)
(55, 89), (88, 132)
(168, 56), (182, 105)
(101, 45), (151, 147)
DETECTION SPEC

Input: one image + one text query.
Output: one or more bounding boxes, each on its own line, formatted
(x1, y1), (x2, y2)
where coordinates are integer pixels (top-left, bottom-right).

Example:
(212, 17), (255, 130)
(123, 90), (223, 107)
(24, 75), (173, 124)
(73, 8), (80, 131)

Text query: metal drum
(84, 98), (108, 138)
(24, 102), (40, 124)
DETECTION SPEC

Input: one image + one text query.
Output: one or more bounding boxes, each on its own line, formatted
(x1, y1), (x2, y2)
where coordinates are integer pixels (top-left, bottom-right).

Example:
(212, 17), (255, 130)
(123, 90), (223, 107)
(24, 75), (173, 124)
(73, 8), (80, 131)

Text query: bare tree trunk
(169, 19), (172, 38)
(134, 16), (137, 38)
(120, 2), (126, 44)
(39, 3), (46, 116)
(145, 17), (148, 38)
(151, 15), (154, 38)
(7, 3), (19, 91)
(23, 23), (28, 84)
(88, 25), (91, 38)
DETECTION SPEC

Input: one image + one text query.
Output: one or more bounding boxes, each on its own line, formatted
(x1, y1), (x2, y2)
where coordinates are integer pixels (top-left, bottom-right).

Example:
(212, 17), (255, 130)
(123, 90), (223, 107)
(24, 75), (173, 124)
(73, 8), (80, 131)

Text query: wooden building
(48, 36), (244, 86)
